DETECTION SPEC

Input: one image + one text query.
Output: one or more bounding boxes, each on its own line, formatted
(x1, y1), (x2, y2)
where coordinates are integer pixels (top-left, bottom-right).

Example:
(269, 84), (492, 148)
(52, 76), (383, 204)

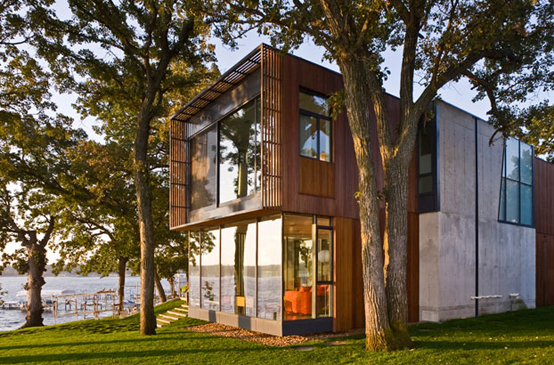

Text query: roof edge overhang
(170, 44), (270, 123)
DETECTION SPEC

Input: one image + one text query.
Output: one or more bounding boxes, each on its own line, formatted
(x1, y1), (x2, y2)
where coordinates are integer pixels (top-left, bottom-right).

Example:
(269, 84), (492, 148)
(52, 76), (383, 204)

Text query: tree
(202, 0), (554, 350)
(32, 0), (217, 335)
(51, 139), (140, 315)
(506, 103), (554, 163)
(0, 186), (56, 328)
(0, 284), (5, 306)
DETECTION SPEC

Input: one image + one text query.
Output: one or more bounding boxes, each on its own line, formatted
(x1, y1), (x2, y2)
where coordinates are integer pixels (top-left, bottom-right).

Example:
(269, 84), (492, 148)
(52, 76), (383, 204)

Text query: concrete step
(157, 317), (171, 324)
(174, 306), (188, 313)
(167, 310), (187, 318)
(160, 314), (180, 321)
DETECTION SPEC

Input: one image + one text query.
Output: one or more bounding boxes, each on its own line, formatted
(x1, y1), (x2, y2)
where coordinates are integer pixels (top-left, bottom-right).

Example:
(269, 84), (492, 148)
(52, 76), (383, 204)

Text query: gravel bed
(186, 322), (363, 347)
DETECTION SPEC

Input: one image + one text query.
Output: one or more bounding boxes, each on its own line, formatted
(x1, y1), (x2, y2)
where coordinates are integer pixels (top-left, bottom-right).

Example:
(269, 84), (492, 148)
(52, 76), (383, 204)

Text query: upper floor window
(219, 99), (261, 204)
(299, 91), (332, 162)
(418, 115), (439, 213)
(189, 98), (260, 211)
(499, 138), (534, 226)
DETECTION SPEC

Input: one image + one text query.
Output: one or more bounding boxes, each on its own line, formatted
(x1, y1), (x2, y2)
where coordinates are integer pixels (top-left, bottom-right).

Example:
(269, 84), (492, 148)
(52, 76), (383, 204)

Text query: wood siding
(407, 212), (420, 322)
(261, 45), (283, 210)
(535, 158), (554, 307)
(334, 213), (419, 332)
(280, 54), (418, 218)
(299, 158), (335, 197)
(169, 118), (189, 227)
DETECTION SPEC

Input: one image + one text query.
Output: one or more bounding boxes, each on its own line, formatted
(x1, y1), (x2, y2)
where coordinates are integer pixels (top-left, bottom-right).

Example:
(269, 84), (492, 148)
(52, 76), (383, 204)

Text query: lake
(0, 276), (174, 332)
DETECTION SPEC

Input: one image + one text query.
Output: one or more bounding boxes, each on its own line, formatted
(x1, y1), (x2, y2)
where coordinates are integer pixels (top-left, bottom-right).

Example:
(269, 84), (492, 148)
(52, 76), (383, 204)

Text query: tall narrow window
(219, 99), (260, 204)
(283, 214), (333, 321)
(418, 116), (439, 213)
(201, 229), (220, 311)
(221, 220), (256, 316)
(299, 91), (332, 162)
(190, 125), (217, 211)
(499, 138), (534, 226)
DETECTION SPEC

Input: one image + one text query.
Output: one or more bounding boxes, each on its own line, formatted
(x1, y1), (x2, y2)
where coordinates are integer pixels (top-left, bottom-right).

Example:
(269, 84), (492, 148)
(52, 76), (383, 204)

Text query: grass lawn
(1, 302), (553, 364)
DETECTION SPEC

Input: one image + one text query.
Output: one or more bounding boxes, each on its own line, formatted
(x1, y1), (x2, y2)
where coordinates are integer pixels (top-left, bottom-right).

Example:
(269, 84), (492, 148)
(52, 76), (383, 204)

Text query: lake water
(0, 276), (173, 332)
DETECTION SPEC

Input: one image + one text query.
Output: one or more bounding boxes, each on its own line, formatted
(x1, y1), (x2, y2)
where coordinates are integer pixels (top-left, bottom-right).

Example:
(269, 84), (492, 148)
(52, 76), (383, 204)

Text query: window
(189, 98), (260, 212)
(283, 214), (333, 321)
(221, 220), (256, 316)
(201, 229), (220, 311)
(417, 116), (439, 213)
(219, 99), (261, 204)
(190, 125), (217, 211)
(499, 138), (534, 226)
(299, 91), (332, 162)
(257, 215), (282, 320)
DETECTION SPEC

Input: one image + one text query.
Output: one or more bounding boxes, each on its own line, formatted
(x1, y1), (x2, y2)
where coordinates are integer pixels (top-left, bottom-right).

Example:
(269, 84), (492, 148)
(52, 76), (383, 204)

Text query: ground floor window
(187, 213), (333, 322)
(283, 214), (333, 320)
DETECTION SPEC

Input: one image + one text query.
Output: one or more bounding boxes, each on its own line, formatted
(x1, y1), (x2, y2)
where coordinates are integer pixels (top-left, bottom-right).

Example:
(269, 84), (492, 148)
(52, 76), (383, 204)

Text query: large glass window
(283, 215), (313, 320)
(221, 220), (256, 316)
(188, 214), (333, 323)
(299, 91), (332, 162)
(190, 126), (217, 211)
(219, 100), (261, 204)
(283, 214), (333, 321)
(257, 215), (282, 320)
(499, 138), (534, 226)
(201, 229), (220, 311)
(188, 232), (201, 308)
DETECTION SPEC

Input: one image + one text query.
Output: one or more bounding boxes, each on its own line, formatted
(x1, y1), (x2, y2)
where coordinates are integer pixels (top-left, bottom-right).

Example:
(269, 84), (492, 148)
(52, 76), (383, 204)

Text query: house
(169, 44), (554, 336)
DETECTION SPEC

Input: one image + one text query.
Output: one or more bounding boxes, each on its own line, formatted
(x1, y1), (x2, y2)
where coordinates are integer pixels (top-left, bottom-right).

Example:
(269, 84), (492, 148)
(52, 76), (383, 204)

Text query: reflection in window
(201, 229), (220, 311)
(499, 138), (534, 226)
(188, 232), (201, 308)
(190, 126), (217, 211)
(219, 100), (261, 204)
(221, 221), (256, 316)
(257, 215), (282, 320)
(299, 91), (332, 162)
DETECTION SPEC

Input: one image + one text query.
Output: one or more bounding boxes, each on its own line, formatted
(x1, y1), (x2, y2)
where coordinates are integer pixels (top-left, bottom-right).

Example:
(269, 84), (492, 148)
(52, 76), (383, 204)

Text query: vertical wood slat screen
(261, 45), (282, 209)
(169, 118), (189, 228)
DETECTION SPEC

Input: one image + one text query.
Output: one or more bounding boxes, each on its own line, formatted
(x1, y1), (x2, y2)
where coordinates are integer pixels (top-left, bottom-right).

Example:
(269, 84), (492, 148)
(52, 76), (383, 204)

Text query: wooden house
(169, 44), (554, 336)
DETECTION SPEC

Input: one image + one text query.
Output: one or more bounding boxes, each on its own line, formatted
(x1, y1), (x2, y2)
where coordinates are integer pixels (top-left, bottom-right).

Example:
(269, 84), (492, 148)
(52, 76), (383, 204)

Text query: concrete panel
(188, 307), (283, 336)
(419, 212), (440, 321)
(419, 101), (536, 322)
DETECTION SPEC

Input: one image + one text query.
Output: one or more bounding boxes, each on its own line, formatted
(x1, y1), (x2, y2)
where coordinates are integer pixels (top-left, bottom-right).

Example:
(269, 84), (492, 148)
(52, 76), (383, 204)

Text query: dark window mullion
(316, 117), (321, 161)
(518, 140), (521, 224)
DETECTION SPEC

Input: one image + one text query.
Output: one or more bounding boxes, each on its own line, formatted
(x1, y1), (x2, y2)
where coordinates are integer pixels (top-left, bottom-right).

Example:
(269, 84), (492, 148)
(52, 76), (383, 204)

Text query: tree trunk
(135, 97), (157, 336)
(117, 257), (128, 315)
(21, 239), (46, 328)
(154, 269), (167, 303)
(340, 60), (393, 351)
(168, 277), (177, 297)
(383, 158), (414, 349)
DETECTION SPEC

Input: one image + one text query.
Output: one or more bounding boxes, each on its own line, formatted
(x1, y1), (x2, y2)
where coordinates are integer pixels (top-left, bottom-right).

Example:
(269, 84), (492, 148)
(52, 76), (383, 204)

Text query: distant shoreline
(1, 265), (134, 278)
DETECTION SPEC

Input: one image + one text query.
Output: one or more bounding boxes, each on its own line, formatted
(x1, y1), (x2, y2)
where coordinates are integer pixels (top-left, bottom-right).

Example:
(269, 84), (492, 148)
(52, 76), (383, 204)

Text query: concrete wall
(419, 101), (535, 322)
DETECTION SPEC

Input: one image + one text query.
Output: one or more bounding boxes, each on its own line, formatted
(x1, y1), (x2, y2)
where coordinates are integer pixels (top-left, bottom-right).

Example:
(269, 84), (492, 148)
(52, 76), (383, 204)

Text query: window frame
(187, 95), (261, 212)
(298, 90), (333, 163)
(498, 138), (535, 228)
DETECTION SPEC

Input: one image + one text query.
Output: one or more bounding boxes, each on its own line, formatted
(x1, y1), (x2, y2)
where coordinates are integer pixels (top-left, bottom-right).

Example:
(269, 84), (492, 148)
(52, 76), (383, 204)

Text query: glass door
(315, 225), (333, 318)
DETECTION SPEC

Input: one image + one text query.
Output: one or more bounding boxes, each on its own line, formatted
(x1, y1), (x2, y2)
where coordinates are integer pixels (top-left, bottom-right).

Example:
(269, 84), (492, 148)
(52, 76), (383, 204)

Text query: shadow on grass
(0, 347), (278, 364)
(415, 340), (554, 351)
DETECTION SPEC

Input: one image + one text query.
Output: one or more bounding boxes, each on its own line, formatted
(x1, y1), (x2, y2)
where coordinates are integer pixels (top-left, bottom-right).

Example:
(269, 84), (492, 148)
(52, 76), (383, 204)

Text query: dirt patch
(186, 322), (363, 347)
